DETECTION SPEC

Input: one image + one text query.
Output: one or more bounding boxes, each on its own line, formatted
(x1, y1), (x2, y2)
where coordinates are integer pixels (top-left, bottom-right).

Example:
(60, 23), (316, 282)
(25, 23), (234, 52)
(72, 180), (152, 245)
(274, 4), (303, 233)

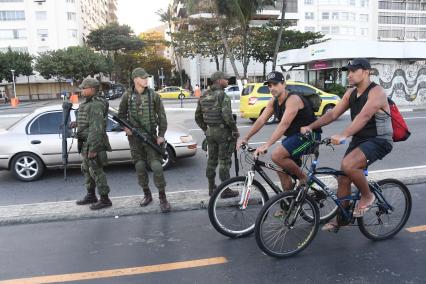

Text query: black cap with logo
(341, 58), (371, 71)
(263, 71), (285, 85)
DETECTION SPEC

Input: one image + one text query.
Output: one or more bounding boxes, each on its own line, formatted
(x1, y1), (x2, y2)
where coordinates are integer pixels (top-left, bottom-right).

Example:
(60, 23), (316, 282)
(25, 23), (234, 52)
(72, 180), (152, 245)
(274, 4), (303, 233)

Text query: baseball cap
(341, 58), (371, 71)
(263, 71), (285, 85)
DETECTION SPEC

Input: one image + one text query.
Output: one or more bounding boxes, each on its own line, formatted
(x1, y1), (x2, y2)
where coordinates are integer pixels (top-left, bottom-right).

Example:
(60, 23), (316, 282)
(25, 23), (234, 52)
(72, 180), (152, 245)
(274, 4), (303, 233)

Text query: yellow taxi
(240, 81), (341, 123)
(157, 86), (190, 99)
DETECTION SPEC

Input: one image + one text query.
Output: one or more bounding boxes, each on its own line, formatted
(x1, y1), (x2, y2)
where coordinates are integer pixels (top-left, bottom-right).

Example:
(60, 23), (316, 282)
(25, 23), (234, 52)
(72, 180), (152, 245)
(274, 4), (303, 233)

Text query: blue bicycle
(254, 136), (412, 258)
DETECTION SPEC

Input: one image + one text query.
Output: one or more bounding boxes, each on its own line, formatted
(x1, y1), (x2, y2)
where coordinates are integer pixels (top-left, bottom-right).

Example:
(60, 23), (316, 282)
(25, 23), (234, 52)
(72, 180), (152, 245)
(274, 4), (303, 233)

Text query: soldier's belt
(207, 124), (225, 128)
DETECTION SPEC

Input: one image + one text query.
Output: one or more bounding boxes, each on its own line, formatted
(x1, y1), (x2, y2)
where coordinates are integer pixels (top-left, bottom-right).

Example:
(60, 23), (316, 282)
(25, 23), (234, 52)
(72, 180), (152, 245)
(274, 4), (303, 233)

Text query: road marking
(0, 113), (28, 118)
(404, 117), (426, 120)
(0, 257), (228, 284)
(368, 165), (426, 173)
(406, 225), (426, 233)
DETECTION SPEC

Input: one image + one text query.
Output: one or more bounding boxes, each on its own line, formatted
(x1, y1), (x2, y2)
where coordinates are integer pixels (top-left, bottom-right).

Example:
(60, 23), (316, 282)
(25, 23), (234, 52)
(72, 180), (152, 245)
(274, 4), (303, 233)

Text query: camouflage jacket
(195, 83), (238, 133)
(76, 94), (111, 153)
(118, 87), (167, 138)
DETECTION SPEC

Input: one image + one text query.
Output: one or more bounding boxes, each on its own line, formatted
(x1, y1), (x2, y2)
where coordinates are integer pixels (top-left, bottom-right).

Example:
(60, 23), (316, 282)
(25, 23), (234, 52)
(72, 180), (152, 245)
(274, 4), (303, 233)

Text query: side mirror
(111, 124), (123, 132)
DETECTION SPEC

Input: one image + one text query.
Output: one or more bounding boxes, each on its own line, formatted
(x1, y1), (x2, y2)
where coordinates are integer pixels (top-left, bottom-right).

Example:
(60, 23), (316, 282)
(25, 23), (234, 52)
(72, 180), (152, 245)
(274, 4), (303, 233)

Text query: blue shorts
(344, 137), (393, 166)
(281, 132), (321, 160)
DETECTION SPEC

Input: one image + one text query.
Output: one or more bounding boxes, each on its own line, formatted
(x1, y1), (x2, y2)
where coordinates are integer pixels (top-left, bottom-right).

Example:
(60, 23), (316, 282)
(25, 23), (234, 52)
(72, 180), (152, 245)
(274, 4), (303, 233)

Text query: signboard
(308, 61), (332, 70)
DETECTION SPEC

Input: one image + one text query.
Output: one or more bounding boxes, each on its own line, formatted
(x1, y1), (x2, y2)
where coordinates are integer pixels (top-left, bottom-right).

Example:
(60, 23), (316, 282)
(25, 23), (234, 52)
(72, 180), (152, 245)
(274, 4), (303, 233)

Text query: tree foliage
(34, 46), (108, 82)
(0, 48), (33, 82)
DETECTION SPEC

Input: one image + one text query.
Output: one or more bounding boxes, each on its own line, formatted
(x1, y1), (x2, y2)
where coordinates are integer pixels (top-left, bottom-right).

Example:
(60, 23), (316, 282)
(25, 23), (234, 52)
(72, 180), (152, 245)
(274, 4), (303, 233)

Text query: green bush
(325, 83), (346, 98)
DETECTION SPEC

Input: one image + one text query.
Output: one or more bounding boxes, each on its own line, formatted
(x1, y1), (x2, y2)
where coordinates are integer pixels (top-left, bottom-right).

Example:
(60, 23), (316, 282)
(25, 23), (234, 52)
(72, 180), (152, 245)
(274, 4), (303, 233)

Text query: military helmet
(211, 71), (230, 82)
(78, 78), (99, 89)
(132, 67), (151, 80)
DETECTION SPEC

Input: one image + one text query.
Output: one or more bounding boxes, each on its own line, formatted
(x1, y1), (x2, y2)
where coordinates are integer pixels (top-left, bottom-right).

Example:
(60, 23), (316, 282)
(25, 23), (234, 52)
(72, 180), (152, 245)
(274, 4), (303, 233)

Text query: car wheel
(161, 144), (175, 170)
(11, 152), (45, 181)
(249, 118), (257, 122)
(322, 104), (335, 116)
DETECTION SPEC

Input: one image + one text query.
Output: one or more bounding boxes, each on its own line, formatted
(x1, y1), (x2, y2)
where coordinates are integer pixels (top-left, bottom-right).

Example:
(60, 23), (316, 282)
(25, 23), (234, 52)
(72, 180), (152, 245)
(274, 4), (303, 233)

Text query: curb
(0, 167), (425, 226)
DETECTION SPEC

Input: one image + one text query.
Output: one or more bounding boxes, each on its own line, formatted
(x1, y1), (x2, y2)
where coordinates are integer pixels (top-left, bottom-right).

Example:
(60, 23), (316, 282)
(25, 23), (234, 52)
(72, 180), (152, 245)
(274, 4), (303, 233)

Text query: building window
(37, 29), (48, 41)
(379, 12), (405, 25)
(68, 29), (77, 38)
(341, 12), (348, 21)
(322, 12), (329, 20)
(349, 13), (356, 21)
(331, 26), (340, 34)
(378, 28), (404, 39)
(360, 28), (368, 36)
(360, 0), (369, 7)
(304, 0), (313, 4)
(286, 0), (298, 13)
(332, 12), (339, 20)
(0, 29), (26, 40)
(321, 26), (330, 35)
(359, 14), (369, 23)
(349, 0), (355, 6)
(67, 12), (76, 21)
(305, 26), (315, 32)
(305, 12), (314, 20)
(0, 10), (25, 21)
(66, 0), (75, 3)
(342, 26), (356, 35)
(35, 11), (47, 20)
(0, 46), (27, 52)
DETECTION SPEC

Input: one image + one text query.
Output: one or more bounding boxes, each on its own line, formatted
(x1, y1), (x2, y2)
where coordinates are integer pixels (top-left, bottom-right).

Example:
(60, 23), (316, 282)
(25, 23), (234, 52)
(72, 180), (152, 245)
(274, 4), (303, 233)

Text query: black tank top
(274, 94), (319, 136)
(349, 82), (379, 139)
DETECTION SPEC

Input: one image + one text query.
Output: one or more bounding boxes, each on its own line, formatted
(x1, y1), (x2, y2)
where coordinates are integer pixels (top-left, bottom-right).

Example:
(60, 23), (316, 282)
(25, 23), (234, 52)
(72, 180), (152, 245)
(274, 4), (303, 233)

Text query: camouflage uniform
(75, 78), (112, 209)
(195, 72), (239, 195)
(118, 67), (170, 212)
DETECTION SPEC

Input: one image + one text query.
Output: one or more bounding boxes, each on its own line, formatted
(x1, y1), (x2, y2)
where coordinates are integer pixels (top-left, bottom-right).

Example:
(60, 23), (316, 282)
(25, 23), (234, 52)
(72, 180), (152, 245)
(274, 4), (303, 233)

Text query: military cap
(131, 67), (151, 80)
(211, 71), (230, 82)
(78, 78), (99, 89)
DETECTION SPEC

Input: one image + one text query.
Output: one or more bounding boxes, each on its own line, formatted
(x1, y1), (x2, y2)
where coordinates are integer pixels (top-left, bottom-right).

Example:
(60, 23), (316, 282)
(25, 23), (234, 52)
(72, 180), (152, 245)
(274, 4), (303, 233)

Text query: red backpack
(382, 98), (411, 142)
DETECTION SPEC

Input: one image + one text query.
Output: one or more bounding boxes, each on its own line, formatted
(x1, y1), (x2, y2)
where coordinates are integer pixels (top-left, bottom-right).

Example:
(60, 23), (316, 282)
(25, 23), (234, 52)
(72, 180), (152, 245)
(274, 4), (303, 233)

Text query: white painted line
(369, 165), (426, 174)
(0, 113), (28, 118)
(404, 117), (426, 120)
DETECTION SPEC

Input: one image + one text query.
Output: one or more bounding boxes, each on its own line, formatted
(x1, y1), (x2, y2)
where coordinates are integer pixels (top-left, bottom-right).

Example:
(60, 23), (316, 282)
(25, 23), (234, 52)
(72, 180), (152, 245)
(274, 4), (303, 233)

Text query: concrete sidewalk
(0, 166), (425, 226)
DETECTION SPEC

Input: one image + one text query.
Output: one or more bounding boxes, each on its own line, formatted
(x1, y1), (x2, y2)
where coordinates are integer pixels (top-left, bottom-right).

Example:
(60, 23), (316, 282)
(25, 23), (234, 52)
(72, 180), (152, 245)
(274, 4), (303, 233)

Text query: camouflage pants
(205, 127), (235, 185)
(81, 151), (110, 195)
(128, 136), (166, 192)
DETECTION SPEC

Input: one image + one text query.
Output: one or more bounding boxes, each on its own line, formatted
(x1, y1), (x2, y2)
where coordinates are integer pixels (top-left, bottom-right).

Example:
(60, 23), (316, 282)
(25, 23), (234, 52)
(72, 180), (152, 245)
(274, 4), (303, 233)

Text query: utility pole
(11, 69), (16, 98)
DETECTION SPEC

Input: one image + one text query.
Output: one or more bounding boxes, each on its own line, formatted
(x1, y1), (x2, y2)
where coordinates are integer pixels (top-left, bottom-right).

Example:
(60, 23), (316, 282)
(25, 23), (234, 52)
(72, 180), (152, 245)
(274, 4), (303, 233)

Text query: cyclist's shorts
(281, 132), (321, 160)
(344, 137), (393, 165)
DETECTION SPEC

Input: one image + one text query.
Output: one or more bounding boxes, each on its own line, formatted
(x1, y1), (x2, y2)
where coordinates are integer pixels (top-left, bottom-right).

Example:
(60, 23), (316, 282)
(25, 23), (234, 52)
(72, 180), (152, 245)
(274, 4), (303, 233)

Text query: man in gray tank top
(301, 58), (393, 231)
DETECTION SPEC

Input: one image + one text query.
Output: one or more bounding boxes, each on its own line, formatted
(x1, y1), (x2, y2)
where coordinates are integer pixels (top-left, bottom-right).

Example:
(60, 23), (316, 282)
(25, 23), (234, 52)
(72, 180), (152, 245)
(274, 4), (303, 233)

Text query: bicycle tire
(358, 178), (412, 241)
(208, 176), (269, 238)
(255, 191), (320, 258)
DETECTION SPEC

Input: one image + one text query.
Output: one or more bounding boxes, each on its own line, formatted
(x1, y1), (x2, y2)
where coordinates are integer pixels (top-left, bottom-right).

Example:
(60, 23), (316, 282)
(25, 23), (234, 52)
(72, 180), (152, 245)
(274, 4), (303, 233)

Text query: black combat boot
(220, 188), (239, 199)
(90, 194), (112, 210)
(76, 188), (98, 205)
(140, 188), (153, 207)
(159, 191), (171, 213)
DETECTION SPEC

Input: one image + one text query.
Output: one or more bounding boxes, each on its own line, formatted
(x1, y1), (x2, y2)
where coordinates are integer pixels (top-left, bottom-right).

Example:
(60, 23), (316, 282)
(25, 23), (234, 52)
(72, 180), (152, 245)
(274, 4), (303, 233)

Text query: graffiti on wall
(370, 62), (426, 105)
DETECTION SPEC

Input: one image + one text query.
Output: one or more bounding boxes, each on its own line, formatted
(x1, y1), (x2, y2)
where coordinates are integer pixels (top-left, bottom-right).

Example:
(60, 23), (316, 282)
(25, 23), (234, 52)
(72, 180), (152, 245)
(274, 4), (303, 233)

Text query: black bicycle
(208, 140), (340, 238)
(254, 136), (412, 258)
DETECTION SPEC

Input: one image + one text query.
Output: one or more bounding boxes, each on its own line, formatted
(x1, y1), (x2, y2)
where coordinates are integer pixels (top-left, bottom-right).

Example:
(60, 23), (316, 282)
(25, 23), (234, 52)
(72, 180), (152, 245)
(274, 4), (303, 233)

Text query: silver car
(0, 105), (197, 181)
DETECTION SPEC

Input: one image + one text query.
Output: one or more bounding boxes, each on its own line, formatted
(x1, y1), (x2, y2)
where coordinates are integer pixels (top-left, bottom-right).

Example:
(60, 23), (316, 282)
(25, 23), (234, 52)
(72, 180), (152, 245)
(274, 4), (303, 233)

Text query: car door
(105, 115), (132, 162)
(26, 111), (80, 167)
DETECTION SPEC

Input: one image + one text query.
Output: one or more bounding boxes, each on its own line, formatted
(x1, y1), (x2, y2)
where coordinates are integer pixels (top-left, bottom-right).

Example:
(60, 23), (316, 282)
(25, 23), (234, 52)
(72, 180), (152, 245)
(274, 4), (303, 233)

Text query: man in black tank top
(301, 58), (393, 230)
(237, 71), (320, 191)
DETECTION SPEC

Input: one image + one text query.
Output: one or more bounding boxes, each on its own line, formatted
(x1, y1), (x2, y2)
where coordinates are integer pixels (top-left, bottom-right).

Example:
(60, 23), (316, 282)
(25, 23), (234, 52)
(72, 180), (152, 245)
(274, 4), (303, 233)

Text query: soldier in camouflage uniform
(75, 78), (113, 210)
(195, 71), (240, 197)
(118, 67), (171, 213)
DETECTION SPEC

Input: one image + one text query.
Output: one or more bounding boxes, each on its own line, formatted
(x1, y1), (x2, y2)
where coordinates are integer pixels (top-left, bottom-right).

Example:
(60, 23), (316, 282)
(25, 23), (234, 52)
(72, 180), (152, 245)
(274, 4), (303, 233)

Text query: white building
(171, 0), (426, 90)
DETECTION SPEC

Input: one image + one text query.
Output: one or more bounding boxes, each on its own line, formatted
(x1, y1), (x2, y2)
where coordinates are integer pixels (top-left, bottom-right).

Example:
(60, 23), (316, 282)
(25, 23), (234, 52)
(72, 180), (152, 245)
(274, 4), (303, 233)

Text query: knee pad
(150, 160), (163, 173)
(135, 160), (147, 172)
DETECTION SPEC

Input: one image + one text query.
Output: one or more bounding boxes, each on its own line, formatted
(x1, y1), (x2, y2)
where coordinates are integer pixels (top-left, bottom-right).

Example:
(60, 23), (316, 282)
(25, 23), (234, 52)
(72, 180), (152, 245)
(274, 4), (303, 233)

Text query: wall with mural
(370, 60), (426, 106)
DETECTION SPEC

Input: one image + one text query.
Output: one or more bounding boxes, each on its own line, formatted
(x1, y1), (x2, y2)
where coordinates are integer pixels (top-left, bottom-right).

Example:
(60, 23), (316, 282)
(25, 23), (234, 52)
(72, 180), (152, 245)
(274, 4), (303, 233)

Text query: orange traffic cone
(10, 97), (19, 107)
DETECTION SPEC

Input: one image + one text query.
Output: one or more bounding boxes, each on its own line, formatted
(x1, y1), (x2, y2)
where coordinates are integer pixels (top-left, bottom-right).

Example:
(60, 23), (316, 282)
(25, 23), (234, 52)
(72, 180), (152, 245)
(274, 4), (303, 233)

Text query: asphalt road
(0, 99), (425, 206)
(0, 183), (424, 283)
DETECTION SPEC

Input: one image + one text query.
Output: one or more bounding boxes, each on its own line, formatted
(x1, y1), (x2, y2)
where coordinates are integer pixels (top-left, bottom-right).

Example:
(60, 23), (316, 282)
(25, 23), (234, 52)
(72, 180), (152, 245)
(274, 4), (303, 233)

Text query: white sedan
(0, 105), (197, 181)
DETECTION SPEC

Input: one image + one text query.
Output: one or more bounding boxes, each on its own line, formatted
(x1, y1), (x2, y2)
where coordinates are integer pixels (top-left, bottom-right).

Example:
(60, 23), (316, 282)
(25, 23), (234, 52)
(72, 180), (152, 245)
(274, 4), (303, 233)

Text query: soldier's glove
(201, 138), (208, 152)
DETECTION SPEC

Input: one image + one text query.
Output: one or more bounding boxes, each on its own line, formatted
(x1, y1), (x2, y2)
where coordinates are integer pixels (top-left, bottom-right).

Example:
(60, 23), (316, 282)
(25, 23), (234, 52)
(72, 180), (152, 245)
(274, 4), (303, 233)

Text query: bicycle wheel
(306, 173), (339, 223)
(358, 179), (412, 241)
(208, 176), (269, 238)
(255, 191), (320, 258)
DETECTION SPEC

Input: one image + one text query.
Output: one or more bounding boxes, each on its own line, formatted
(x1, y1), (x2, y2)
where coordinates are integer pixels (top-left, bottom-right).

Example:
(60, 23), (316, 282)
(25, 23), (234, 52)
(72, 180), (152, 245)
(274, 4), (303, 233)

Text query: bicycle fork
(239, 170), (255, 210)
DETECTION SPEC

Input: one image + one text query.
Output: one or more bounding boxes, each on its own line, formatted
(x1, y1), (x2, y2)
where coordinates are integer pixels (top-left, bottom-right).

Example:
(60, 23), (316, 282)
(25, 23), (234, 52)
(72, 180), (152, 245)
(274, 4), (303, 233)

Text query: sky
(117, 0), (171, 35)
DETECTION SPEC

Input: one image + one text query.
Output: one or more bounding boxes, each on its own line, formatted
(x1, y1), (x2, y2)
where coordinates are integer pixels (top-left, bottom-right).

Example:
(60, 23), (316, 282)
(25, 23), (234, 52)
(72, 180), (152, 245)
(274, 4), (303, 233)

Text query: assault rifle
(62, 102), (73, 180)
(111, 115), (168, 160)
(232, 114), (239, 176)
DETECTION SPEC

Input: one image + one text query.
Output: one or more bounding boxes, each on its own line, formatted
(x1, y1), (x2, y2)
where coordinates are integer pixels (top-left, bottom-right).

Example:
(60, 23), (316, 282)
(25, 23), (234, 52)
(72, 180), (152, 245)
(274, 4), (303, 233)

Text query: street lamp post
(161, 67), (164, 87)
(10, 69), (16, 98)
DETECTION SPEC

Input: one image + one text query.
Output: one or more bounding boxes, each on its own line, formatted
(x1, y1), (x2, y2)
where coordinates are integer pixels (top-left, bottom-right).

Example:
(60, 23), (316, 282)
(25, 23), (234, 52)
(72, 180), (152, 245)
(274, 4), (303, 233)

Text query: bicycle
(254, 136), (412, 258)
(208, 139), (340, 238)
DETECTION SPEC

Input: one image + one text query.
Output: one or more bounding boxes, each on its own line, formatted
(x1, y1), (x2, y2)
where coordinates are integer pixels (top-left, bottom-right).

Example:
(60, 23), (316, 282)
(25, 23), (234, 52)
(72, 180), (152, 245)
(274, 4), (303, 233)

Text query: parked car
(104, 84), (126, 100)
(157, 86), (190, 99)
(0, 105), (197, 181)
(224, 85), (242, 100)
(239, 81), (341, 124)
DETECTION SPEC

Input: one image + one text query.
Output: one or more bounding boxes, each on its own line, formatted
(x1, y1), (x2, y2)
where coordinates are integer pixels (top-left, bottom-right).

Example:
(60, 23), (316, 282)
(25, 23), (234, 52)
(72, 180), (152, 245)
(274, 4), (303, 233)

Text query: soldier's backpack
(382, 97), (411, 142)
